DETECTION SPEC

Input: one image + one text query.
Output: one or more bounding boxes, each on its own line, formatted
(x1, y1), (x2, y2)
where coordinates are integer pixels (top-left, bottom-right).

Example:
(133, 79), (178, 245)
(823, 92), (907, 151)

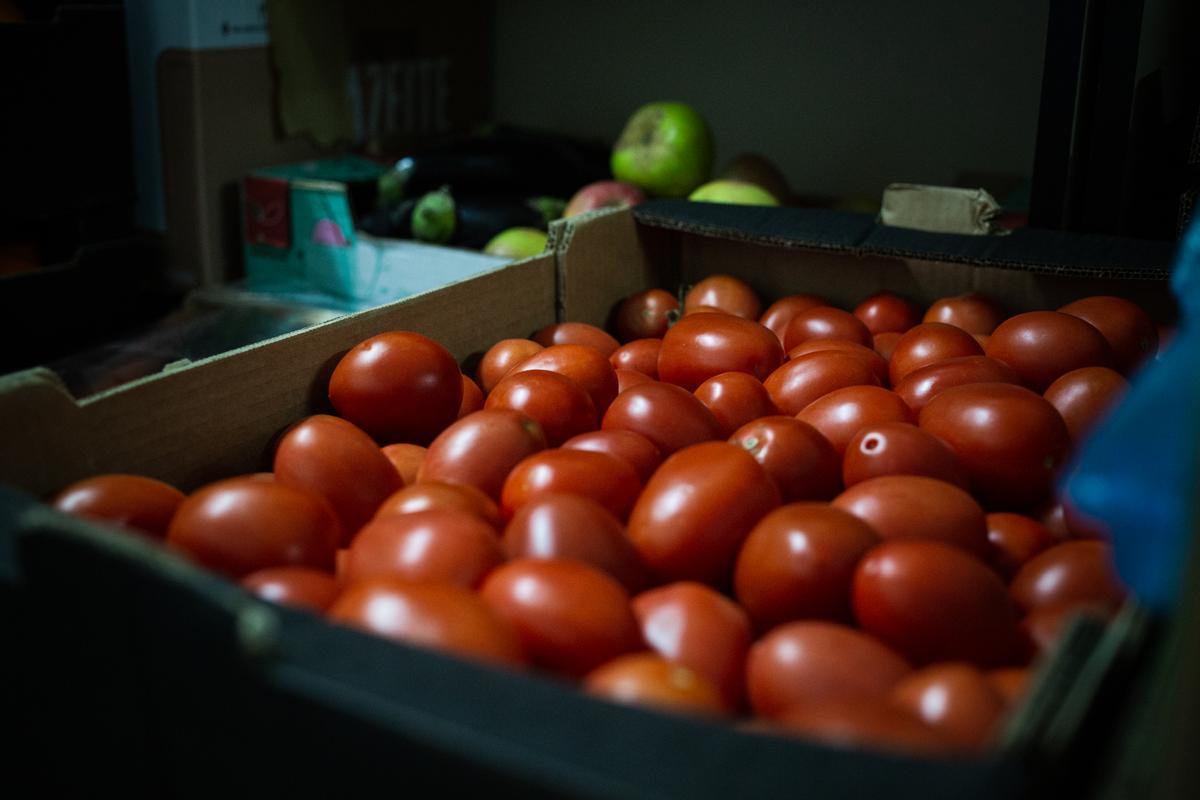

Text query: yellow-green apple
(483, 227), (548, 259)
(688, 179), (779, 206)
(611, 101), (713, 198)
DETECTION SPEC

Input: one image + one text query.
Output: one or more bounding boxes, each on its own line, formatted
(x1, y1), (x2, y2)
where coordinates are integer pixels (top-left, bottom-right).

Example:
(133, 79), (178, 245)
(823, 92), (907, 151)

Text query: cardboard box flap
(632, 201), (1174, 280)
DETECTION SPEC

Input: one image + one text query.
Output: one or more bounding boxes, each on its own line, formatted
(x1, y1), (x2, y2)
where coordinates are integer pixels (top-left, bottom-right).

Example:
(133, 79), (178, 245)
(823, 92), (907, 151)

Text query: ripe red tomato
(745, 621), (912, 719)
(584, 653), (726, 717)
(500, 448), (642, 521)
(796, 385), (914, 457)
(419, 409), (547, 500)
(329, 578), (525, 667)
(842, 422), (968, 489)
(1009, 540), (1126, 614)
(833, 475), (989, 557)
(918, 383), (1069, 509)
(168, 478), (338, 577)
(923, 293), (1004, 335)
(601, 381), (722, 455)
(684, 274), (762, 319)
(1043, 366), (1128, 443)
(345, 509), (503, 588)
(610, 338), (661, 378)
(786, 339), (889, 386)
(873, 332), (903, 362)
(888, 323), (984, 386)
(693, 371), (778, 437)
(479, 558), (641, 677)
(632, 581), (753, 711)
(380, 443), (426, 485)
(763, 351), (879, 416)
(52, 473), (184, 539)
(616, 288), (678, 341)
(889, 662), (1006, 750)
(616, 368), (655, 393)
(485, 369), (597, 447)
(1020, 604), (1110, 658)
(773, 700), (954, 755)
(335, 548), (350, 587)
(1061, 495), (1108, 539)
(657, 313), (783, 390)
(328, 331), (462, 444)
(685, 305), (729, 316)
(375, 482), (502, 530)
(628, 441), (780, 585)
(273, 415), (402, 543)
(734, 503), (879, 629)
(509, 344), (619, 415)
(853, 292), (919, 335)
(782, 307), (872, 350)
(759, 294), (828, 344)
(458, 375), (484, 418)
(986, 311), (1114, 392)
(892, 355), (1021, 416)
(985, 512), (1056, 578)
(476, 338), (543, 394)
(242, 566), (340, 612)
(502, 493), (649, 592)
(561, 429), (662, 483)
(986, 667), (1031, 707)
(853, 540), (1020, 666)
(1059, 295), (1157, 374)
(729, 416), (841, 501)
(533, 321), (620, 357)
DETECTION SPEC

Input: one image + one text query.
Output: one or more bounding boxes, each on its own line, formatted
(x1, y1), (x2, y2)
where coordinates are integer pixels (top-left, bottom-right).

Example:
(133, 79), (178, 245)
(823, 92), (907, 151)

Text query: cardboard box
(0, 204), (1173, 796)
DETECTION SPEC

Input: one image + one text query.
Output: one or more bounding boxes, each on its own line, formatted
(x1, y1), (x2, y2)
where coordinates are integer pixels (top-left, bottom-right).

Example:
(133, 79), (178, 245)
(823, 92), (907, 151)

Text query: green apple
(483, 227), (548, 259)
(688, 179), (779, 206)
(611, 102), (713, 198)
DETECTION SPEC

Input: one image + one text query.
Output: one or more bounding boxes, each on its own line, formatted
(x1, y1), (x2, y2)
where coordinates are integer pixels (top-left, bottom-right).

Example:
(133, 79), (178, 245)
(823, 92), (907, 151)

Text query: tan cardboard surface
(0, 256), (555, 497)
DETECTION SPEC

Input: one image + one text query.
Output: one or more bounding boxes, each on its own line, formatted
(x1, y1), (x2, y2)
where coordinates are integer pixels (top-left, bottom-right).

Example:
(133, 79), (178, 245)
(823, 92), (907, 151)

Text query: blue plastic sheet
(1062, 220), (1200, 612)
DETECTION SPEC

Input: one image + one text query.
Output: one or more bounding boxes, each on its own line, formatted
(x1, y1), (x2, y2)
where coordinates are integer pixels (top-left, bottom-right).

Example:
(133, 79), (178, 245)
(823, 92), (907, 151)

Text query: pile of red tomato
(50, 275), (1158, 756)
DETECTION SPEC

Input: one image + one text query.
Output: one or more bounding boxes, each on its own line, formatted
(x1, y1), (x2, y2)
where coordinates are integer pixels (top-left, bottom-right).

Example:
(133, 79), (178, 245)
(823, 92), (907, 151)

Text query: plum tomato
(986, 667), (1031, 707)
(853, 540), (1020, 667)
(328, 331), (461, 444)
(380, 443), (426, 485)
(684, 274), (762, 319)
(873, 332), (903, 363)
(1009, 540), (1126, 614)
(888, 323), (984, 386)
(785, 339), (888, 386)
(774, 700), (955, 755)
(329, 578), (525, 667)
(986, 311), (1114, 392)
(502, 493), (649, 592)
(658, 313), (783, 391)
(734, 503), (880, 629)
(273, 414), (402, 544)
(628, 441), (780, 585)
(918, 383), (1070, 509)
(782, 307), (873, 351)
(764, 351), (879, 416)
(533, 321), (620, 357)
(745, 621), (912, 719)
(561, 429), (662, 483)
(1020, 603), (1111, 659)
(167, 477), (339, 577)
(842, 422), (969, 489)
(242, 566), (340, 613)
(632, 581), (754, 711)
(693, 371), (778, 437)
(729, 416), (841, 501)
(923, 293), (1004, 335)
(1043, 366), (1128, 444)
(345, 509), (503, 588)
(610, 338), (661, 378)
(889, 662), (1006, 751)
(985, 512), (1056, 579)
(458, 375), (484, 419)
(853, 292), (920, 335)
(509, 344), (619, 415)
(892, 355), (1021, 416)
(584, 653), (726, 717)
(759, 294), (828, 344)
(500, 448), (641, 521)
(375, 481), (502, 530)
(616, 288), (678, 341)
(419, 409), (547, 500)
(796, 385), (914, 457)
(52, 473), (184, 539)
(616, 368), (655, 393)
(476, 338), (543, 394)
(479, 558), (641, 677)
(601, 381), (722, 456)
(832, 475), (989, 557)
(1058, 295), (1157, 374)
(485, 369), (597, 447)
